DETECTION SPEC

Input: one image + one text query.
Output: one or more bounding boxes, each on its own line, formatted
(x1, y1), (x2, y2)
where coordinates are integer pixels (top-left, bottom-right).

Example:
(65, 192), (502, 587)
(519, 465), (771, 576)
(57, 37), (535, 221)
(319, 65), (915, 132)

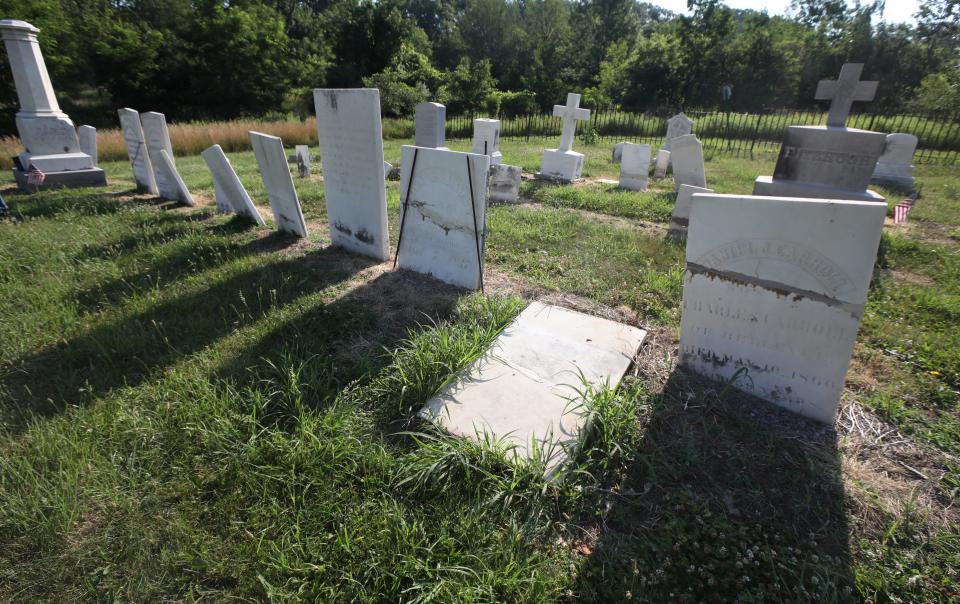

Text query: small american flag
(894, 198), (913, 224)
(0, 193), (8, 216)
(26, 165), (45, 188)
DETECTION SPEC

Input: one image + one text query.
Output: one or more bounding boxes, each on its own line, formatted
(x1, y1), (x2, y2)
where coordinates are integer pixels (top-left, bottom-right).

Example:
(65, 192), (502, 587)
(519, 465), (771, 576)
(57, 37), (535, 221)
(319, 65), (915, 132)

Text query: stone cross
(554, 93), (590, 152)
(815, 63), (878, 128)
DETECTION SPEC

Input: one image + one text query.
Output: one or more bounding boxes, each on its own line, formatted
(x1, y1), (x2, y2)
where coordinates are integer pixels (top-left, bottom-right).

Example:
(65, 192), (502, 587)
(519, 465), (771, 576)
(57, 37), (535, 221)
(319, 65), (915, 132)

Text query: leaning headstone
(295, 145), (311, 178)
(670, 134), (706, 189)
(140, 111), (193, 205)
(653, 149), (670, 180)
(249, 131), (308, 238)
(397, 146), (490, 290)
(77, 125), (97, 166)
(415, 102), (447, 149)
(660, 112), (694, 166)
(618, 143), (651, 191)
(421, 302), (646, 476)
(314, 88), (389, 259)
(871, 133), (917, 190)
(383, 161), (394, 180)
(612, 141), (629, 163)
(680, 193), (886, 424)
(754, 63), (885, 203)
(539, 92), (590, 182)
(489, 164), (522, 203)
(471, 118), (503, 165)
(0, 20), (105, 191)
(201, 144), (266, 225)
(118, 109), (158, 194)
(667, 184), (713, 240)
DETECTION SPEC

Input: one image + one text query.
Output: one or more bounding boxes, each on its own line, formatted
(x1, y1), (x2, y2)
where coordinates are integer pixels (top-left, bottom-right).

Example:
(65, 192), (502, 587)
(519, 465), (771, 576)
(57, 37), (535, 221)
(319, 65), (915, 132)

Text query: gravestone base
(871, 168), (915, 191)
(538, 149), (584, 182)
(20, 152), (94, 173)
(753, 176), (885, 203)
(13, 166), (106, 191)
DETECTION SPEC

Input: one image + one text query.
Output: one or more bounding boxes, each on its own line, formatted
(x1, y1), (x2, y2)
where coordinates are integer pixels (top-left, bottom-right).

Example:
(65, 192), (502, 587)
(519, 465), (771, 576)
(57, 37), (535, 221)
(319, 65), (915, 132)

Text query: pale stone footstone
(670, 134), (706, 189)
(679, 193), (886, 424)
(668, 184), (713, 240)
(140, 111), (193, 204)
(118, 108), (158, 194)
(539, 93), (590, 182)
(415, 102), (447, 148)
(250, 131), (308, 237)
(489, 164), (522, 203)
(872, 133), (917, 190)
(618, 143), (651, 191)
(472, 118), (503, 165)
(0, 20), (104, 190)
(421, 301), (646, 476)
(201, 144), (266, 225)
(314, 89), (390, 259)
(295, 145), (311, 178)
(77, 125), (97, 166)
(653, 149), (670, 179)
(397, 146), (490, 290)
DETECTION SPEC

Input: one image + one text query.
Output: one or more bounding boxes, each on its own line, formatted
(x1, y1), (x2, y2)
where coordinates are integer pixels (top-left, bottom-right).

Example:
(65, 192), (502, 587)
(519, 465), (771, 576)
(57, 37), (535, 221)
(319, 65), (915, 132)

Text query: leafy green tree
(363, 42), (440, 115)
(439, 57), (497, 113)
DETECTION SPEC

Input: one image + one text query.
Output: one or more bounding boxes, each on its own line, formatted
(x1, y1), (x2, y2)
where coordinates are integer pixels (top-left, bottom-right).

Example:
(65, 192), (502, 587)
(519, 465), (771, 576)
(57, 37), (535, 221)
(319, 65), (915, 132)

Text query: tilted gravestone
(679, 193), (886, 424)
(118, 108), (158, 194)
(295, 145), (311, 178)
(140, 111), (194, 205)
(539, 93), (590, 182)
(872, 133), (917, 190)
(668, 184), (713, 240)
(397, 146), (490, 290)
(201, 144), (266, 225)
(670, 134), (706, 190)
(618, 143), (651, 191)
(314, 88), (390, 259)
(250, 131), (308, 238)
(415, 102), (447, 149)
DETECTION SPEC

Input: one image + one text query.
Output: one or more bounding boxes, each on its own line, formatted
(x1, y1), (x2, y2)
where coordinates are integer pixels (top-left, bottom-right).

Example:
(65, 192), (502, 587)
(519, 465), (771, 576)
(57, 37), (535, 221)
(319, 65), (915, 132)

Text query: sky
(649, 0), (921, 25)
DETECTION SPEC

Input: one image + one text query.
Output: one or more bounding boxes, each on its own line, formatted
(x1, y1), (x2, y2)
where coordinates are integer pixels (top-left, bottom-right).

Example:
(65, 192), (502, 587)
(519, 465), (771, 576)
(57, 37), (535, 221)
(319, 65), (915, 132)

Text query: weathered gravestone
(314, 88), (390, 259)
(0, 20), (105, 191)
(679, 193), (886, 424)
(661, 112), (694, 167)
(612, 141), (629, 163)
(397, 146), (490, 290)
(472, 118), (503, 165)
(415, 102), (447, 149)
(249, 131), (308, 238)
(653, 149), (670, 180)
(753, 63), (885, 203)
(118, 108), (158, 194)
(670, 134), (707, 189)
(668, 184), (713, 240)
(539, 93), (590, 182)
(201, 144), (266, 225)
(421, 302), (647, 476)
(295, 145), (311, 178)
(77, 125), (97, 166)
(871, 133), (917, 190)
(618, 143), (651, 191)
(489, 164), (522, 203)
(140, 112), (194, 205)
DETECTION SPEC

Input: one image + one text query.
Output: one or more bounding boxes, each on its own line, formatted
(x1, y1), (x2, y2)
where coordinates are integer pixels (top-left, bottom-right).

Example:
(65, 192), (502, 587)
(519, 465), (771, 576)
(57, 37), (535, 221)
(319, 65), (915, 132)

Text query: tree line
(0, 0), (957, 132)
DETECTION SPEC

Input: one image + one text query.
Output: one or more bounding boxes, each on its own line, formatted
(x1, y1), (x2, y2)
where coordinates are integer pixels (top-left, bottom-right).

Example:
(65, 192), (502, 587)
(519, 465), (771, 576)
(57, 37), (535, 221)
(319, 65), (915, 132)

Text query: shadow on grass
(572, 368), (853, 602)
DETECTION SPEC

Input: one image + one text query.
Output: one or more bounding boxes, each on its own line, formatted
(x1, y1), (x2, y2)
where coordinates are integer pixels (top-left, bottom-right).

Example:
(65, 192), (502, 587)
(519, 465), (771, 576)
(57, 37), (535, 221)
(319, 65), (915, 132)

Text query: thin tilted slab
(313, 89), (389, 259)
(201, 144), (266, 225)
(140, 111), (193, 203)
(250, 131), (308, 237)
(157, 149), (194, 206)
(422, 302), (646, 475)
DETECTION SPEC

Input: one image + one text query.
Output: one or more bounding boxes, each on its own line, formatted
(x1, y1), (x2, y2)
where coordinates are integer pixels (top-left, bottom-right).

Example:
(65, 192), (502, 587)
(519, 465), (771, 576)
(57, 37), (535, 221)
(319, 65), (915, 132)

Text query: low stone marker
(141, 111), (193, 205)
(118, 108), (158, 194)
(249, 131), (308, 237)
(670, 134), (706, 189)
(78, 125), (97, 166)
(295, 144), (311, 178)
(660, 112), (694, 167)
(415, 102), (447, 149)
(421, 301), (647, 476)
(668, 184), (713, 240)
(472, 118), (503, 165)
(201, 144), (266, 225)
(396, 146), (490, 290)
(539, 92), (590, 182)
(314, 88), (390, 260)
(679, 193), (886, 424)
(618, 143), (650, 191)
(489, 164), (522, 203)
(612, 141), (629, 163)
(872, 133), (917, 190)
(653, 149), (670, 179)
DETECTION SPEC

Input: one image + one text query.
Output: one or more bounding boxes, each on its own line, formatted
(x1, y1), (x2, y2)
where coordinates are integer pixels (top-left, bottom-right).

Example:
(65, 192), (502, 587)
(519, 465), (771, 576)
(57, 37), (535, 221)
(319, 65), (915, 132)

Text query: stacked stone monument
(0, 20), (105, 191)
(539, 93), (590, 182)
(753, 63), (886, 203)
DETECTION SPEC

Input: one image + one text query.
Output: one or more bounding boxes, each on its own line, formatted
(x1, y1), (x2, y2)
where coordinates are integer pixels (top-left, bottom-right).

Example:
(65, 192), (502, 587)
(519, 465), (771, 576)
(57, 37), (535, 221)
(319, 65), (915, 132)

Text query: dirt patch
(889, 269), (936, 286)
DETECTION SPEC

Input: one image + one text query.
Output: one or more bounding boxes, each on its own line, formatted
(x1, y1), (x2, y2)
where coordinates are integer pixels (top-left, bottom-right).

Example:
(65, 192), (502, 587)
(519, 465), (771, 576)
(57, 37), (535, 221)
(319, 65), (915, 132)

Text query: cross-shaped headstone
(815, 63), (878, 128)
(554, 93), (591, 152)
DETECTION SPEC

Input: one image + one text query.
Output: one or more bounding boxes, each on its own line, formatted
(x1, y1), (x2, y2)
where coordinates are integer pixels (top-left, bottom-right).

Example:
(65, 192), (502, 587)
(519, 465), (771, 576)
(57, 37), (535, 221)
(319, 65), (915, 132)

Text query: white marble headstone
(295, 144), (311, 178)
(471, 118), (502, 165)
(662, 113), (694, 152)
(157, 149), (195, 206)
(680, 193), (886, 424)
(653, 149), (670, 180)
(670, 134), (706, 189)
(140, 111), (193, 204)
(314, 89), (390, 259)
(397, 146), (490, 289)
(250, 131), (308, 237)
(872, 133), (917, 190)
(77, 125), (97, 165)
(618, 143), (650, 191)
(201, 144), (266, 225)
(415, 102), (446, 148)
(668, 184), (713, 239)
(118, 108), (158, 194)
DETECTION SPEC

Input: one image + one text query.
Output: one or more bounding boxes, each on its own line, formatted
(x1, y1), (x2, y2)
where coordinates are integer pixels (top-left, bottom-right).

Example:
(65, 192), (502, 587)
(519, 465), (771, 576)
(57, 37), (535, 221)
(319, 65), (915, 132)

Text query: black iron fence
(446, 108), (960, 165)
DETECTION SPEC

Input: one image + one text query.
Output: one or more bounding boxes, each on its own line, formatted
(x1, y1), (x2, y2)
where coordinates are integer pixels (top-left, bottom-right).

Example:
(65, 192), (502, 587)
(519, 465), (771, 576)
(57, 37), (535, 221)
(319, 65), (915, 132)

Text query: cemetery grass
(0, 141), (957, 601)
